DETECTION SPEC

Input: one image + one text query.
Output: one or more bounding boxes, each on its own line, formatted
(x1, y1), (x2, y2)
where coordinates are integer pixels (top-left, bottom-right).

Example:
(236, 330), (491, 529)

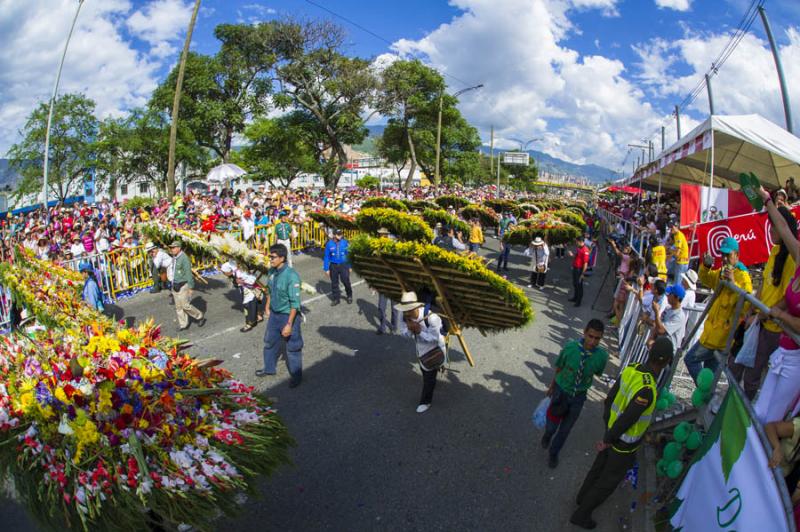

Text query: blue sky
(2, 0), (800, 171)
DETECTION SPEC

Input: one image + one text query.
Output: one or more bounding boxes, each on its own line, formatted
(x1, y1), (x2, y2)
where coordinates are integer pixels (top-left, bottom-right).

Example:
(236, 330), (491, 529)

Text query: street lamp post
(434, 84), (483, 187)
(42, 0), (86, 220)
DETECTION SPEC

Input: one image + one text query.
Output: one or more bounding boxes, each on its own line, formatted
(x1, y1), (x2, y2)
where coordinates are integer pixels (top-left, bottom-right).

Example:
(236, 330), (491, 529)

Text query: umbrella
(206, 163), (246, 184)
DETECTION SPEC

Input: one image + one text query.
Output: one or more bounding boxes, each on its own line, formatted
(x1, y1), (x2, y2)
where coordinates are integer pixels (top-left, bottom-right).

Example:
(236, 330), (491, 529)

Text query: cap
(169, 241), (182, 248)
(666, 284), (686, 300)
(648, 336), (674, 364)
(334, 228), (343, 235)
(719, 236), (739, 254)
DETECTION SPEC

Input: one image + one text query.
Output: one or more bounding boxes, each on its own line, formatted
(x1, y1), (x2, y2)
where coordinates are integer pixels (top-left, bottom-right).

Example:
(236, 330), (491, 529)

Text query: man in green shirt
(542, 319), (608, 469)
(169, 241), (205, 331)
(274, 211), (294, 267)
(256, 243), (304, 387)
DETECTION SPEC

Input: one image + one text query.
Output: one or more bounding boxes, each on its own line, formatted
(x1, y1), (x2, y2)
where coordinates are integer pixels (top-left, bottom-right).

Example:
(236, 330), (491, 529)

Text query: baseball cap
(665, 284), (686, 301)
(719, 236), (739, 254)
(648, 336), (674, 364)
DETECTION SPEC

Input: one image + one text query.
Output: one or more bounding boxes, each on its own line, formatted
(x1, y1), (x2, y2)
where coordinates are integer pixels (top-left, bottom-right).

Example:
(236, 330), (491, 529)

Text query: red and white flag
(680, 184), (752, 227)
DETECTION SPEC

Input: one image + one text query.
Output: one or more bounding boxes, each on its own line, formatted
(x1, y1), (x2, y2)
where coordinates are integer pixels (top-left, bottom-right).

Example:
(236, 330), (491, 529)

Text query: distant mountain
(0, 159), (21, 192)
(359, 126), (617, 184)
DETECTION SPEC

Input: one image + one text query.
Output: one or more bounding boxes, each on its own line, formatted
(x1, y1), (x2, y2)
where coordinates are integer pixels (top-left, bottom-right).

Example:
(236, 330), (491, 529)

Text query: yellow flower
(54, 387), (68, 404)
(15, 391), (34, 413)
(138, 419), (149, 429)
(85, 335), (121, 355)
(97, 389), (112, 413)
(71, 418), (100, 464)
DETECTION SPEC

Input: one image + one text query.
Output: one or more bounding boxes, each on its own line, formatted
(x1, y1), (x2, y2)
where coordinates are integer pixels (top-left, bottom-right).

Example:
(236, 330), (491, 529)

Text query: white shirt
(525, 244), (549, 270)
(153, 249), (174, 281)
(235, 269), (258, 304)
(451, 237), (466, 251)
(681, 289), (696, 310)
(641, 292), (666, 321)
(241, 217), (255, 240)
(399, 311), (446, 358)
(70, 242), (85, 257)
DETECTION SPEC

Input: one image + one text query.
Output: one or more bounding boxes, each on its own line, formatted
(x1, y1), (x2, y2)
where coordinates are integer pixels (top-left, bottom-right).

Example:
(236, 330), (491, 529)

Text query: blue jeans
(262, 312), (304, 379)
(544, 384), (587, 458)
(469, 243), (480, 253)
(497, 244), (511, 270)
(671, 262), (689, 281)
(684, 342), (718, 382)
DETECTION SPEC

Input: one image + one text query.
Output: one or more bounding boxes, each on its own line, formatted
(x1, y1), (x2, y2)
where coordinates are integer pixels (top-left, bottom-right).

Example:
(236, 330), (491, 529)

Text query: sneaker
(376, 329), (384, 335)
(331, 300), (340, 307)
(255, 369), (276, 377)
(548, 455), (559, 469)
(346, 296), (353, 304)
(527, 284), (533, 288)
(416, 404), (430, 414)
(196, 317), (207, 328)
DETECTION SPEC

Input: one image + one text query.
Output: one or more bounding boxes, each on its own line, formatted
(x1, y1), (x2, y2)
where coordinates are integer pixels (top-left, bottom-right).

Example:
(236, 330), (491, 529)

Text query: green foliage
(435, 195), (470, 209)
(348, 234), (533, 331)
(8, 93), (98, 202)
(421, 208), (470, 236)
(122, 196), (156, 211)
(355, 208), (433, 242)
(355, 175), (380, 189)
(360, 197), (409, 211)
(553, 209), (588, 231)
(403, 199), (441, 212)
(237, 113), (319, 189)
(518, 203), (541, 216)
(460, 205), (500, 227)
(505, 217), (582, 246)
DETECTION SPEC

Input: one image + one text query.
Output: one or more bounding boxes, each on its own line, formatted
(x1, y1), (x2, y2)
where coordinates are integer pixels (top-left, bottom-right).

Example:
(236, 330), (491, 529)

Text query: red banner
(695, 206), (800, 266)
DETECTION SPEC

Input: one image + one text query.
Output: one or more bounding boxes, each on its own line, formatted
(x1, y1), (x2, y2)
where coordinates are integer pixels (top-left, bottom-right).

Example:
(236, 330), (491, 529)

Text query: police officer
(570, 337), (674, 530)
(274, 211), (294, 267)
(256, 243), (304, 388)
(323, 228), (352, 306)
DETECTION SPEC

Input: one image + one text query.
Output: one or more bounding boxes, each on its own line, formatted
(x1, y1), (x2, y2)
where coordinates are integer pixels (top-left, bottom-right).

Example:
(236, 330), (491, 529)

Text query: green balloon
(666, 392), (677, 406)
(664, 441), (681, 461)
(692, 388), (708, 408)
(686, 431), (703, 450)
(667, 460), (684, 479)
(673, 422), (691, 443)
(656, 397), (669, 411)
(697, 368), (714, 392)
(656, 459), (668, 476)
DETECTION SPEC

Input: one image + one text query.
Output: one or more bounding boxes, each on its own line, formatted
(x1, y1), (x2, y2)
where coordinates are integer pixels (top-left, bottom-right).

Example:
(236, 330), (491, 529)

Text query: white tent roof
(625, 114), (800, 191)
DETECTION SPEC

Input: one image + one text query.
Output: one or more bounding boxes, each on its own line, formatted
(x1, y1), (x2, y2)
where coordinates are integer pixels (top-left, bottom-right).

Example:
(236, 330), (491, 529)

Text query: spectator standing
(241, 209), (255, 245)
(323, 228), (353, 306)
(525, 237), (549, 288)
(80, 262), (105, 313)
(669, 222), (690, 281)
(256, 244), (304, 388)
(568, 237), (591, 307)
(729, 206), (797, 400)
(396, 291), (447, 414)
(651, 284), (687, 351)
(169, 241), (206, 331)
(468, 218), (484, 253)
(542, 319), (608, 469)
(570, 338), (673, 530)
(683, 237), (752, 382)
(274, 212), (294, 268)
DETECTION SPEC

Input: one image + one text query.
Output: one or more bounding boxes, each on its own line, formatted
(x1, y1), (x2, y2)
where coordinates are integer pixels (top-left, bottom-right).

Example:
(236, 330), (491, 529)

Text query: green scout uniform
(267, 264), (301, 313)
(275, 222), (293, 241)
(172, 252), (195, 289)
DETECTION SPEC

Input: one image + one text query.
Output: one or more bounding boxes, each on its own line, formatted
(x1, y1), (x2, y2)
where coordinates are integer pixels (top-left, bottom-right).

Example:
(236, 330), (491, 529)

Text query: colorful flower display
(503, 213), (582, 246)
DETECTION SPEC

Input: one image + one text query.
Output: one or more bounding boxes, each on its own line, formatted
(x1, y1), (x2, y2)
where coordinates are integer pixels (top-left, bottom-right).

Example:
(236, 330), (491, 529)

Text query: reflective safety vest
(608, 363), (657, 452)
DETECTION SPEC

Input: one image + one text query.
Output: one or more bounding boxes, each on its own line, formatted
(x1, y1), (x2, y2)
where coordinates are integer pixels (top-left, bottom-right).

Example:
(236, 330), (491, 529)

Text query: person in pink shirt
(82, 230), (95, 254)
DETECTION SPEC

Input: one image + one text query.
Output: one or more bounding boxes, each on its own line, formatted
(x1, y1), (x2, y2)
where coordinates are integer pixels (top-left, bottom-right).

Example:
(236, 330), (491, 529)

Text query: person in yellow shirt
(684, 236), (752, 382)
(468, 218), (484, 253)
(668, 222), (689, 281)
(729, 206), (798, 399)
(648, 235), (668, 281)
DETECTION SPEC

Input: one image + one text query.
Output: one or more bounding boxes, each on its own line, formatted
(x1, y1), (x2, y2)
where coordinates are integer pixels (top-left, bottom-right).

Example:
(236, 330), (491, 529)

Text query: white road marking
(301, 280), (366, 305)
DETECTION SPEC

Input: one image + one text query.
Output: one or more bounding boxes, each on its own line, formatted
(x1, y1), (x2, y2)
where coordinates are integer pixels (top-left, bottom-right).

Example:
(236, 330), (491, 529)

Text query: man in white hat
(525, 236), (549, 289)
(396, 291), (446, 414)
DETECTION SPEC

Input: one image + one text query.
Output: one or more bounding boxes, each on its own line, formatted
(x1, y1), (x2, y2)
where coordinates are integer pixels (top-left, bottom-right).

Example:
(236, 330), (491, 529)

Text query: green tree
(355, 175), (380, 189)
(236, 113), (319, 189)
(151, 23), (277, 164)
(269, 20), (377, 190)
(7, 93), (98, 202)
(95, 108), (208, 197)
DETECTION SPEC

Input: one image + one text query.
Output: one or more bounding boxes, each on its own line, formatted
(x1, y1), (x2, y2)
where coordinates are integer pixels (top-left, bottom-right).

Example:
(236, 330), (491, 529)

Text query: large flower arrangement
(434, 195), (471, 210)
(355, 208), (434, 242)
(209, 234), (271, 274)
(421, 209), (470, 237)
(482, 199), (522, 218)
(504, 214), (581, 246)
(459, 205), (500, 227)
(403, 199), (441, 212)
(552, 209), (588, 231)
(137, 222), (219, 260)
(307, 210), (358, 231)
(349, 235), (532, 331)
(360, 197), (409, 212)
(517, 203), (541, 216)
(0, 323), (293, 531)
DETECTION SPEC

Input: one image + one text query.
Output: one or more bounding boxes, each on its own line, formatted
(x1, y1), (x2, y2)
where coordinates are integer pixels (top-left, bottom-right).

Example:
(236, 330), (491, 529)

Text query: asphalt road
(2, 236), (652, 532)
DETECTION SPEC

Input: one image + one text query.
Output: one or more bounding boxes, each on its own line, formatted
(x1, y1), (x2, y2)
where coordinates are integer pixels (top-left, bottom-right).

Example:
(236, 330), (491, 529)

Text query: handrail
(719, 279), (800, 346)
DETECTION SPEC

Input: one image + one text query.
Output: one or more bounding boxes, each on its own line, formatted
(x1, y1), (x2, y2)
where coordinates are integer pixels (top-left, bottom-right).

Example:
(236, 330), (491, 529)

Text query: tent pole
(706, 128), (715, 220)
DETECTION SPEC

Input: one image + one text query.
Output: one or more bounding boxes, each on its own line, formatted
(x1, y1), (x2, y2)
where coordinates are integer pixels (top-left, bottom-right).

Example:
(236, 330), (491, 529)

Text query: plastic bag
(532, 397), (551, 429)
(734, 320), (760, 368)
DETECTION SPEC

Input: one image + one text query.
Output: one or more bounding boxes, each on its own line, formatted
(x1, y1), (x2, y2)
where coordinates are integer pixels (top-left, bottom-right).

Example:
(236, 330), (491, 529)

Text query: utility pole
(42, 0), (85, 219)
(434, 92), (443, 187)
(705, 73), (715, 115)
(675, 105), (682, 140)
(490, 125), (494, 175)
(759, 6), (794, 133)
(497, 152), (502, 198)
(166, 0), (202, 201)
(661, 126), (665, 151)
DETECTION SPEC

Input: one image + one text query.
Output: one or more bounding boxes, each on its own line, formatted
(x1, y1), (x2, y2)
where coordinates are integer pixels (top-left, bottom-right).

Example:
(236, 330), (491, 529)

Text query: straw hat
(394, 291), (425, 312)
(681, 270), (698, 290)
(532, 237), (544, 246)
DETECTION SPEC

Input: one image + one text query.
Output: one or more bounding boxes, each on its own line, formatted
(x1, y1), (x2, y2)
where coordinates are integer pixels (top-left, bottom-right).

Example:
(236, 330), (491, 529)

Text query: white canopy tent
(625, 114), (800, 192)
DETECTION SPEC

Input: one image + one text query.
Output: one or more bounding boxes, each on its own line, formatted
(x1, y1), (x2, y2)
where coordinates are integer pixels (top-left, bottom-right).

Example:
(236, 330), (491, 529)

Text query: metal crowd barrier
(50, 220), (344, 302)
(598, 209), (646, 258)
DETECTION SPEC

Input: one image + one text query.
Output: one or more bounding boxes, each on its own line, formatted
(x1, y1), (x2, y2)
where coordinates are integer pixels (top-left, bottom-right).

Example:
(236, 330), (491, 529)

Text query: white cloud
(0, 0), (190, 155)
(655, 0), (692, 11)
(391, 0), (659, 168)
(126, 0), (193, 57)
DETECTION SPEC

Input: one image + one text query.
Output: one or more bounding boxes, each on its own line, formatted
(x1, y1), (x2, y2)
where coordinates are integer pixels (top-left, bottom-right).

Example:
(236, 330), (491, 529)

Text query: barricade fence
(11, 221), (353, 303)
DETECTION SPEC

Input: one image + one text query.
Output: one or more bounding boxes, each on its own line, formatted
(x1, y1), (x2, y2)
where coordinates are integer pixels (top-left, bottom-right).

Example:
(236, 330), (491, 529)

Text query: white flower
(57, 415), (73, 436)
